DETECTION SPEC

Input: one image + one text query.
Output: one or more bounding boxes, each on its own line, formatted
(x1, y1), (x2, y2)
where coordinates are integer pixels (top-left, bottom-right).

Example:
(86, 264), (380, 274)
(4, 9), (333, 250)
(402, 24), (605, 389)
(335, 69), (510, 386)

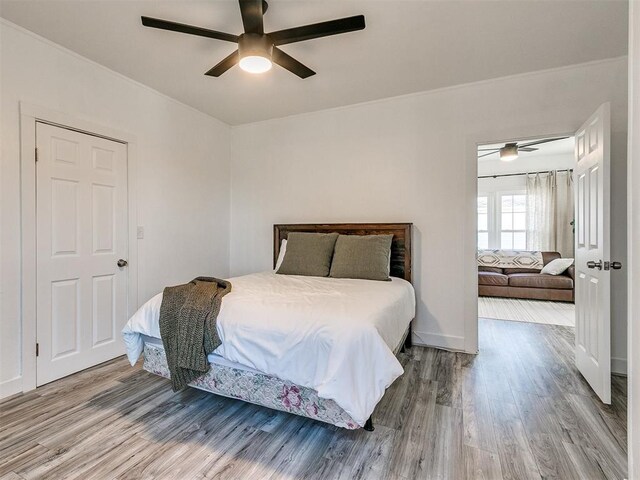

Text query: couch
(478, 251), (574, 302)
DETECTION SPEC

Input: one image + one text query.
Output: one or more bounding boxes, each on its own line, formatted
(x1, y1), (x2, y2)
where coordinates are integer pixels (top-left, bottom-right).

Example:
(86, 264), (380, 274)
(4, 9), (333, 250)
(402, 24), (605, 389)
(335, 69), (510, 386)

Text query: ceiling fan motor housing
(238, 33), (273, 61)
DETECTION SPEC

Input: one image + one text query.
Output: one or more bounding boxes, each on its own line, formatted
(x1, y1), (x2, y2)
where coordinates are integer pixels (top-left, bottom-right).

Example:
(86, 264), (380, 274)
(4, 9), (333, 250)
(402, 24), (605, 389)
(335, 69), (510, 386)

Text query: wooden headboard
(273, 223), (413, 283)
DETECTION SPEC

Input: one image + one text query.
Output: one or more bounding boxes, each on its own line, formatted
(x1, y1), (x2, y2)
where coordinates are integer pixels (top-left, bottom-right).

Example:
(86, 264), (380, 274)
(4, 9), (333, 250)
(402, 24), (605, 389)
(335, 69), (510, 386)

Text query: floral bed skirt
(142, 343), (360, 429)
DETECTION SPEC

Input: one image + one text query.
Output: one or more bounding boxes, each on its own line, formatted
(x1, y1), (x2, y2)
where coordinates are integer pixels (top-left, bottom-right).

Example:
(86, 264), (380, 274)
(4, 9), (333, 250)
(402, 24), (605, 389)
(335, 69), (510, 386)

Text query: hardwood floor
(0, 319), (626, 479)
(478, 296), (575, 326)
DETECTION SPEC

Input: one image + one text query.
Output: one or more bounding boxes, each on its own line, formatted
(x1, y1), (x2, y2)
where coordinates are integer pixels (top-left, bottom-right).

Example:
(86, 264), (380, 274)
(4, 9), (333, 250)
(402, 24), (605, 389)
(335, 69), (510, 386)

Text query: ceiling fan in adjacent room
(140, 0), (365, 78)
(477, 136), (569, 162)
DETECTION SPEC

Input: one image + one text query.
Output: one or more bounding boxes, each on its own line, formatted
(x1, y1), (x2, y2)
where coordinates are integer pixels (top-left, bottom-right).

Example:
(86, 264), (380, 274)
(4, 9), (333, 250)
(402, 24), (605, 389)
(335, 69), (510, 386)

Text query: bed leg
(363, 417), (374, 432)
(404, 331), (412, 350)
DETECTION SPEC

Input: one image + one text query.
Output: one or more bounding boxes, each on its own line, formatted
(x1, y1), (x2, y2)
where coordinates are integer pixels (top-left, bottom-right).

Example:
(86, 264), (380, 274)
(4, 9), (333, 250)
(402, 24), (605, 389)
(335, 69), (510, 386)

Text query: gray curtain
(526, 170), (574, 257)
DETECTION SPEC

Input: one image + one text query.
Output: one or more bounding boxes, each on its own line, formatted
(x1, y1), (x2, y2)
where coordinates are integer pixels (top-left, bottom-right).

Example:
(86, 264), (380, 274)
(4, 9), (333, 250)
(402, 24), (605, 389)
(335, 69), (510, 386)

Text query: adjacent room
(1, 1), (637, 479)
(474, 131), (630, 472)
(477, 135), (577, 327)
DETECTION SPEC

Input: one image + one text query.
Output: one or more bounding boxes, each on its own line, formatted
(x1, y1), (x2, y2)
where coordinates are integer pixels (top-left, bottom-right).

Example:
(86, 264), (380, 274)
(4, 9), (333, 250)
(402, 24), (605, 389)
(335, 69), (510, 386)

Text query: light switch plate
(137, 226), (144, 239)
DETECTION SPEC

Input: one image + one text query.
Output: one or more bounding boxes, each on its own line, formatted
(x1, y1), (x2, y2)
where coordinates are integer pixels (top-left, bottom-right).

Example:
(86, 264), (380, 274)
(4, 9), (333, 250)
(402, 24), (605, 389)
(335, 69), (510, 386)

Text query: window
(478, 191), (527, 250)
(500, 194), (526, 249)
(477, 196), (489, 249)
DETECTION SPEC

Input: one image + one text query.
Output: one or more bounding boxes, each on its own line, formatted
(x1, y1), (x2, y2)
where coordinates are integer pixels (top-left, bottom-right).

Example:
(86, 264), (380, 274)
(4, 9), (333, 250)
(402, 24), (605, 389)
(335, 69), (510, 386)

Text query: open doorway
(469, 106), (627, 476)
(476, 135), (576, 327)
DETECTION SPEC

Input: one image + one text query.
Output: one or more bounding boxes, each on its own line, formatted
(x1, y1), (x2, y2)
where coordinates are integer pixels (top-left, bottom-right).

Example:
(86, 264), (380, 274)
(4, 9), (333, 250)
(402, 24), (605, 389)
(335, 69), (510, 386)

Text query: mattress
(123, 271), (416, 426)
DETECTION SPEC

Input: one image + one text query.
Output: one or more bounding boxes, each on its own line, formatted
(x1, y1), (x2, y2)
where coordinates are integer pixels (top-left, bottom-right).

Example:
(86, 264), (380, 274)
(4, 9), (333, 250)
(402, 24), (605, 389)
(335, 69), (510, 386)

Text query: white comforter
(122, 271), (415, 426)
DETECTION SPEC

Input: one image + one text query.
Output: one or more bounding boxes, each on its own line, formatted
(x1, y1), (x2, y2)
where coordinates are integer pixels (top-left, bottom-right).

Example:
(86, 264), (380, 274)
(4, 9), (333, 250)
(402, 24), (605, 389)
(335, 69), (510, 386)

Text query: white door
(36, 122), (128, 385)
(574, 103), (611, 404)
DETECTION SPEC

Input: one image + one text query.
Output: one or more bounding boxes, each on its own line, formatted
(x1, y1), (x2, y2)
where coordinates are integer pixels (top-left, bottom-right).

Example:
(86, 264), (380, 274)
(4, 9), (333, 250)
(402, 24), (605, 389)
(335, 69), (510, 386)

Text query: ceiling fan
(477, 136), (569, 162)
(141, 0), (365, 78)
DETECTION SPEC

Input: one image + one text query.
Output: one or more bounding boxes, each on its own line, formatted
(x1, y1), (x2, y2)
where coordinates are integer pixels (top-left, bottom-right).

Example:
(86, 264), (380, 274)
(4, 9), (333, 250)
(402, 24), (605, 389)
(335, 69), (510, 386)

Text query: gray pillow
(329, 234), (393, 281)
(276, 232), (339, 277)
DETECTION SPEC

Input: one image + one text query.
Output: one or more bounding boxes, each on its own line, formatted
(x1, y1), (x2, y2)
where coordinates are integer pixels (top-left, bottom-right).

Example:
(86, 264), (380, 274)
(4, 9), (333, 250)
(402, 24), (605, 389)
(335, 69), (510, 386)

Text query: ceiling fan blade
(517, 136), (569, 149)
(238, 0), (264, 34)
(478, 151), (499, 158)
(477, 148), (501, 152)
(268, 15), (365, 46)
(141, 16), (239, 43)
(518, 147), (539, 152)
(272, 47), (315, 78)
(205, 50), (240, 76)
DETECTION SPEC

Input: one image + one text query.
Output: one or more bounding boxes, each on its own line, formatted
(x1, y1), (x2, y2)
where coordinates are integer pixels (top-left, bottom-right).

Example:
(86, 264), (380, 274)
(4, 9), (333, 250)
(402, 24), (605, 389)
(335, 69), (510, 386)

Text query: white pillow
(275, 239), (287, 270)
(541, 258), (574, 275)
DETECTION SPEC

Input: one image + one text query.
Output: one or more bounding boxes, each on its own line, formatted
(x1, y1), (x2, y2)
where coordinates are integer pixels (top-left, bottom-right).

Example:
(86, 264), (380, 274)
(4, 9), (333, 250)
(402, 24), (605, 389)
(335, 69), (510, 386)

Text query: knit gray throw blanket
(159, 277), (232, 391)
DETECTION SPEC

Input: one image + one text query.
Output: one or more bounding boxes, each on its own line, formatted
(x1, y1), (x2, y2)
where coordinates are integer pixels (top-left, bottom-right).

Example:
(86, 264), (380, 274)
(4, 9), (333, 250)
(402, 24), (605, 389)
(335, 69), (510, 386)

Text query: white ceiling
(0, 0), (628, 125)
(478, 136), (575, 161)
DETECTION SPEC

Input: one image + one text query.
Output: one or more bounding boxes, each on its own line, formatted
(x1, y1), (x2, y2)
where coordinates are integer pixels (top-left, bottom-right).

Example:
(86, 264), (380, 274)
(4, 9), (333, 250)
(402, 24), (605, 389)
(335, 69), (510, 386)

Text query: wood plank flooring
(478, 297), (575, 326)
(0, 319), (626, 479)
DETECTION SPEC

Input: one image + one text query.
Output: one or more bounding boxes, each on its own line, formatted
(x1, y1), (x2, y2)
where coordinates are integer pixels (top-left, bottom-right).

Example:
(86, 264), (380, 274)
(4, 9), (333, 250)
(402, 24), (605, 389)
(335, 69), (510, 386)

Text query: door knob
(587, 260), (602, 270)
(117, 259), (128, 268)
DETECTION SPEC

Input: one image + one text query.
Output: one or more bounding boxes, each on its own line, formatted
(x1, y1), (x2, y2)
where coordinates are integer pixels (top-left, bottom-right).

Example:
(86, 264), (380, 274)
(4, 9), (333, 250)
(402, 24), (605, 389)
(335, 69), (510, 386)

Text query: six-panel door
(36, 122), (128, 385)
(574, 103), (611, 404)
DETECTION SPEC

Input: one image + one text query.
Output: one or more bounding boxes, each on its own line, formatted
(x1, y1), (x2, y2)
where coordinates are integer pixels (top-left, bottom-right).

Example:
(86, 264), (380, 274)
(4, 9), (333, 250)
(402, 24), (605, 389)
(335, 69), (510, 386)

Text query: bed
(122, 223), (415, 430)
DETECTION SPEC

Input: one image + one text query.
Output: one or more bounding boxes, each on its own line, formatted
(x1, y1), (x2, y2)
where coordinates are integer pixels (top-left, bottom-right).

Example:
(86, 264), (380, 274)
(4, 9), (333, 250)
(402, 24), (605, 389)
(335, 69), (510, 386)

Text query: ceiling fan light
(499, 144), (519, 162)
(238, 33), (273, 74)
(239, 55), (272, 74)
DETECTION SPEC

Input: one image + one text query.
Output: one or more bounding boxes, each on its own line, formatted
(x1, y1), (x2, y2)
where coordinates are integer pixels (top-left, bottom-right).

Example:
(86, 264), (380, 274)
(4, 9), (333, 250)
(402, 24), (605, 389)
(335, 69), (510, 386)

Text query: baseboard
(0, 376), (22, 400)
(611, 357), (627, 376)
(412, 330), (466, 352)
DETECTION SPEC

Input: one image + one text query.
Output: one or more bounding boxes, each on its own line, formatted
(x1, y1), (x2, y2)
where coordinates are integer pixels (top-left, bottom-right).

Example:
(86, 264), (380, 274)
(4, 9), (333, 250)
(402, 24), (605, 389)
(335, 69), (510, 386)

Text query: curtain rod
(478, 168), (573, 180)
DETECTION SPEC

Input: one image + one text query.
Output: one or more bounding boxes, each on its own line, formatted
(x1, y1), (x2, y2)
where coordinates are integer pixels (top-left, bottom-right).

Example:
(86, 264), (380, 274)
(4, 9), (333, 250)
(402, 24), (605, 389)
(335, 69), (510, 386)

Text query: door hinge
(36, 343), (39, 357)
(35, 147), (38, 163)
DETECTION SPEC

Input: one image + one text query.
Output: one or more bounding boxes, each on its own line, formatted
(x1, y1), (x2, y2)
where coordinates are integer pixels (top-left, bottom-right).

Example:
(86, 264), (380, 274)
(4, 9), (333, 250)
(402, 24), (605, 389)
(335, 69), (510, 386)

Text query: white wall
(0, 19), (630, 399)
(0, 21), (232, 397)
(230, 58), (628, 363)
(478, 175), (527, 193)
(627, 0), (639, 476)
(478, 153), (575, 177)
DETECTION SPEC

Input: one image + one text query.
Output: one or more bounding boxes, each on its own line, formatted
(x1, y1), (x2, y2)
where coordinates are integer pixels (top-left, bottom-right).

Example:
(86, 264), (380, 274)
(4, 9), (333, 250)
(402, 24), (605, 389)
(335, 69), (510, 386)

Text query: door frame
(628, 0), (639, 474)
(19, 101), (138, 392)
(464, 122), (576, 354)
